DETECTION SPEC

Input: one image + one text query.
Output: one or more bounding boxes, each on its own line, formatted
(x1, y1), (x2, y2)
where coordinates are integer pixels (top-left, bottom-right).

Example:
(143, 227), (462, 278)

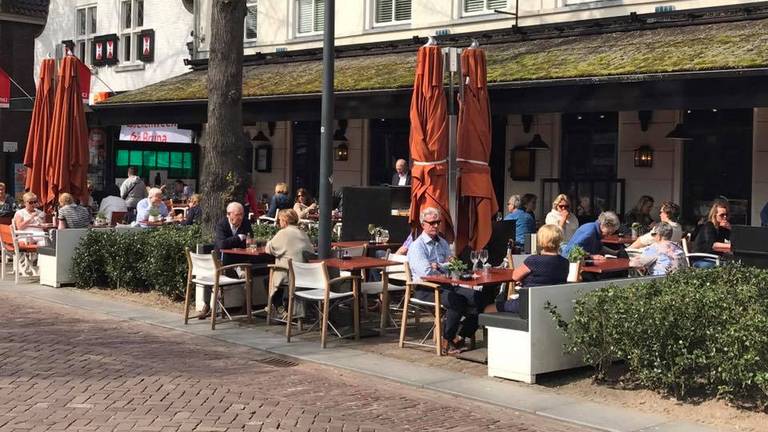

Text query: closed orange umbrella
(409, 44), (454, 241)
(45, 56), (89, 208)
(455, 47), (498, 253)
(23, 59), (56, 205)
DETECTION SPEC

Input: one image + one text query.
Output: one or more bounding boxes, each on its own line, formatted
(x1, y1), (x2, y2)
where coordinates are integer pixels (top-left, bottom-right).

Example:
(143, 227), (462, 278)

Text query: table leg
(353, 277), (360, 340)
(379, 272), (389, 336)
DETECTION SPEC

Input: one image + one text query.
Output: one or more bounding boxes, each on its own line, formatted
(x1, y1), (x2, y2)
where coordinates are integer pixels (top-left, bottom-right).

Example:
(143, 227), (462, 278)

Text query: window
(75, 6), (97, 64)
(375, 0), (411, 24)
(297, 0), (324, 34)
(245, 1), (258, 40)
(464, 0), (507, 14)
(115, 149), (196, 180)
(120, 0), (144, 63)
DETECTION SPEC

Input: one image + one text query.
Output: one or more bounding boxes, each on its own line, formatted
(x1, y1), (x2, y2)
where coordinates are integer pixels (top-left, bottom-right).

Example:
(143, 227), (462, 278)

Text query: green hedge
(548, 265), (768, 404)
(71, 225), (207, 299)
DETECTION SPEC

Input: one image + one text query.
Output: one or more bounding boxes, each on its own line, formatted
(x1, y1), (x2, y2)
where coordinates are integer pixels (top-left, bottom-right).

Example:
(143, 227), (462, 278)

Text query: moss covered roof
(101, 17), (768, 105)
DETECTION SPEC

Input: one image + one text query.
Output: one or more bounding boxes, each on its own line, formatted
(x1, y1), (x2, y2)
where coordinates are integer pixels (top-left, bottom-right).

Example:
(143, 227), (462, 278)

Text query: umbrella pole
(445, 48), (461, 252)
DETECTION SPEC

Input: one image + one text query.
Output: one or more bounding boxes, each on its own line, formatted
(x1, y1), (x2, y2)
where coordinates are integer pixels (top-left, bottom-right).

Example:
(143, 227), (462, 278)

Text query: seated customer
(293, 188), (318, 219)
(486, 224), (569, 314)
(629, 201), (683, 249)
(561, 211), (621, 261)
(14, 192), (47, 245)
(135, 188), (169, 226)
(407, 207), (485, 355)
(630, 222), (686, 275)
(265, 209), (314, 311)
(266, 182), (292, 218)
(181, 194), (202, 225)
(98, 184), (128, 224)
(692, 199), (731, 268)
(504, 194), (536, 248)
(56, 193), (91, 229)
(0, 182), (16, 217)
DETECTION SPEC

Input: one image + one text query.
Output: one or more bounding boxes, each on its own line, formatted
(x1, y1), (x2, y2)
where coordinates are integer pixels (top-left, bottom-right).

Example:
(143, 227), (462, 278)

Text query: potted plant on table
(148, 208), (162, 223)
(567, 245), (589, 282)
(94, 212), (108, 226)
(446, 256), (468, 280)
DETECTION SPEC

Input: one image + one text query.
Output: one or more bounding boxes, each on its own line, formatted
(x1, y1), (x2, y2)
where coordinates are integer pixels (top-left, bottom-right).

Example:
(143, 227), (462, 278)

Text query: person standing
(391, 159), (411, 186)
(120, 167), (147, 223)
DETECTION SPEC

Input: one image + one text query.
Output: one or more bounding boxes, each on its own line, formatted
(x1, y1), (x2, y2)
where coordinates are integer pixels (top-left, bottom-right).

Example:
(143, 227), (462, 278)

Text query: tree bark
(200, 0), (248, 235)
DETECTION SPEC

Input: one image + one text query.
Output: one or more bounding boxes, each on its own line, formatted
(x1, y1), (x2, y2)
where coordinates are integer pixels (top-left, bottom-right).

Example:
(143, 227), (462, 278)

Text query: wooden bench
(478, 276), (660, 384)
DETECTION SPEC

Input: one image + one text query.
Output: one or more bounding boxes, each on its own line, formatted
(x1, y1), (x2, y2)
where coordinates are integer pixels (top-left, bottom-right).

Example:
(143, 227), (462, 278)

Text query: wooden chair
(681, 237), (720, 267)
(0, 224), (38, 283)
(183, 248), (252, 330)
(110, 211), (127, 225)
(285, 259), (360, 348)
(398, 262), (445, 356)
(360, 252), (408, 328)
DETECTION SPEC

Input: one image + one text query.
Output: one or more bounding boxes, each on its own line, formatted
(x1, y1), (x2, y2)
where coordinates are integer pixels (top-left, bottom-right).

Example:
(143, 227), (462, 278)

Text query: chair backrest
(110, 211), (127, 225)
(258, 216), (276, 225)
(485, 220), (516, 266)
(0, 224), (15, 251)
(290, 260), (328, 290)
(383, 252), (408, 275)
(512, 254), (531, 268)
(187, 250), (217, 278)
(624, 248), (643, 259)
(338, 245), (366, 257)
(680, 238), (692, 266)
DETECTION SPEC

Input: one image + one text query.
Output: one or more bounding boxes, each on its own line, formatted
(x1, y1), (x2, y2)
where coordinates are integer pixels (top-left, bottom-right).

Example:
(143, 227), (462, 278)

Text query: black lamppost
(318, 0), (335, 259)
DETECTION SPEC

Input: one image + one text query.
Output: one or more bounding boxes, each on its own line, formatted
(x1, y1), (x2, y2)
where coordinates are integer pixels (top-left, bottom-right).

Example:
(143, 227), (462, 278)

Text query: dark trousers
(126, 207), (137, 223)
(414, 286), (486, 340)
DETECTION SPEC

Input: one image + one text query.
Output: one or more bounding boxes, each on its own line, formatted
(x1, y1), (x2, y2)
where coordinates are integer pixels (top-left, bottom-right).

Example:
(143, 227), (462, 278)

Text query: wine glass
(379, 229), (390, 244)
(470, 250), (479, 273)
(480, 249), (489, 273)
(367, 224), (376, 242)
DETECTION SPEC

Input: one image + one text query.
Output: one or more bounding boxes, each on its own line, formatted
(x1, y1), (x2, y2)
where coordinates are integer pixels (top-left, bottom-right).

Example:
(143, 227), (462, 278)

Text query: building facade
(93, 0), (768, 227)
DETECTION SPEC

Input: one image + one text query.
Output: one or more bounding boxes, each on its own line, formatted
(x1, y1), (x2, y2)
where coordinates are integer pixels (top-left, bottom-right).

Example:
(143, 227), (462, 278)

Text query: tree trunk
(200, 0), (248, 235)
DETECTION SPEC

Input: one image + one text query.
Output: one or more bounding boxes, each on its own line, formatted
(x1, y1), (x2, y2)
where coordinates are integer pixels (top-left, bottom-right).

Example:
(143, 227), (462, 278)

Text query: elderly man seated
(561, 211), (621, 261)
(407, 207), (485, 356)
(630, 222), (687, 275)
(135, 188), (169, 226)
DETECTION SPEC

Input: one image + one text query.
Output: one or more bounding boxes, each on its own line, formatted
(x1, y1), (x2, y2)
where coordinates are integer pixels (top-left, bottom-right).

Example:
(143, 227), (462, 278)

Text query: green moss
(102, 17), (768, 104)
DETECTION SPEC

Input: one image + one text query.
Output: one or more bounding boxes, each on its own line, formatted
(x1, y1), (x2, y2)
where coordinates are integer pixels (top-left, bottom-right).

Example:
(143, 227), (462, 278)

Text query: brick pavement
(0, 292), (594, 432)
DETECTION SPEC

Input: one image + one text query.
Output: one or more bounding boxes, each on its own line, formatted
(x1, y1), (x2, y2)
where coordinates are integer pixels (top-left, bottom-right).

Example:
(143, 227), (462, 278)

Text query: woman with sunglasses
(293, 188), (318, 219)
(692, 199), (732, 268)
(14, 192), (47, 245)
(545, 194), (579, 242)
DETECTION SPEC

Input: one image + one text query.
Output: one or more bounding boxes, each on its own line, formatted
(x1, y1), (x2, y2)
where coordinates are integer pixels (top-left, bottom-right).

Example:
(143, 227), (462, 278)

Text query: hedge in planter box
(548, 264), (768, 405)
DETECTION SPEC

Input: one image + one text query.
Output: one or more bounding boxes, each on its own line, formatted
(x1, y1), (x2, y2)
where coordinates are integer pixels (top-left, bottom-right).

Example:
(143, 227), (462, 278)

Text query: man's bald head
(395, 159), (408, 175)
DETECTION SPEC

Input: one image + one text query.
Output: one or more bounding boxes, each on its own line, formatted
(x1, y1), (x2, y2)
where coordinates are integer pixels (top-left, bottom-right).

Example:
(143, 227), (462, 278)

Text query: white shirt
(397, 174), (408, 186)
(98, 196), (128, 224)
(636, 221), (683, 247)
(545, 210), (580, 242)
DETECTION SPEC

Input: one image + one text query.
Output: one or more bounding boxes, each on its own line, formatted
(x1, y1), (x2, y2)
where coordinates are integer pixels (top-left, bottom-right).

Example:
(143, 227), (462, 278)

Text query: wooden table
(331, 241), (403, 252)
(422, 268), (517, 289)
(580, 258), (631, 274)
(601, 235), (635, 246)
(220, 247), (268, 256)
(319, 256), (400, 337)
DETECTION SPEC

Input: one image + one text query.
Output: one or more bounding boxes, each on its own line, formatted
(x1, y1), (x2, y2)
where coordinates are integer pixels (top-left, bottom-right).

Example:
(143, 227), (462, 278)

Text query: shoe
(441, 338), (462, 356)
(197, 304), (211, 320)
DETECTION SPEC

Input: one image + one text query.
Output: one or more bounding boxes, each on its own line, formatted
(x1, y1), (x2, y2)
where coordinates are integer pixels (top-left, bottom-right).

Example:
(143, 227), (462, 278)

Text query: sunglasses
(717, 213), (729, 218)
(557, 204), (569, 209)
(26, 200), (38, 204)
(424, 219), (441, 227)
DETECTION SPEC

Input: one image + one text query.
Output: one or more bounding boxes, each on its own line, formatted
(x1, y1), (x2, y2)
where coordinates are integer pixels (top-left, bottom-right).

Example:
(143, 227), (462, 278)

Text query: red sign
(95, 41), (103, 61)
(75, 58), (91, 104)
(106, 40), (114, 60)
(0, 68), (9, 109)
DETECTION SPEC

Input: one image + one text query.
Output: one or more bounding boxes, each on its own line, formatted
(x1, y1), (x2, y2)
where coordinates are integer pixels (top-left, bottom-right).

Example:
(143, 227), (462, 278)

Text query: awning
(99, 16), (768, 107)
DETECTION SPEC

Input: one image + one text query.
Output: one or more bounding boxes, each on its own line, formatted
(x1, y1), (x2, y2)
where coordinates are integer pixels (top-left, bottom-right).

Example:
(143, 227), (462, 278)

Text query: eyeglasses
(557, 204), (569, 209)
(423, 219), (441, 227)
(26, 200), (38, 204)
(717, 213), (729, 219)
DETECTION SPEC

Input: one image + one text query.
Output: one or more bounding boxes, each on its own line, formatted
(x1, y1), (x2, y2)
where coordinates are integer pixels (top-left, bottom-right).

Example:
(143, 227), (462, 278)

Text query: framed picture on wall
(509, 147), (535, 181)
(255, 145), (272, 173)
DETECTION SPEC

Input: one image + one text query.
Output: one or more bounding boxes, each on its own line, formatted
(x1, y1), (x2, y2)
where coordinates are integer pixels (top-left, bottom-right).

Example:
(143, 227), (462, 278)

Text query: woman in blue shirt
(504, 194), (536, 248)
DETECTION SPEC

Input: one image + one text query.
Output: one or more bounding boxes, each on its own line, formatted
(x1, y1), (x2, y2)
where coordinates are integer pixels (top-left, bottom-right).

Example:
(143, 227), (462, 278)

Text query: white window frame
(119, 0), (145, 64)
(295, 0), (324, 37)
(74, 5), (97, 65)
(245, 1), (258, 41)
(372, 0), (412, 27)
(462, 0), (508, 17)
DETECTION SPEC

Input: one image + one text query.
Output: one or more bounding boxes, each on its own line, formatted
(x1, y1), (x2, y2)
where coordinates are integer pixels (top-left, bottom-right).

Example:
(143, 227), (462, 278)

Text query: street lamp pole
(318, 0), (335, 259)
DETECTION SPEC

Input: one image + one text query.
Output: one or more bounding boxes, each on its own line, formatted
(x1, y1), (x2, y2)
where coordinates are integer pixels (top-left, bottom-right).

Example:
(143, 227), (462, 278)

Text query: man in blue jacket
(561, 211), (621, 261)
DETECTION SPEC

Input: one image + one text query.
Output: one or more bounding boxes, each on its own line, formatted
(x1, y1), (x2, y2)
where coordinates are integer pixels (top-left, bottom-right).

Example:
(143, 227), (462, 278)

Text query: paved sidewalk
(1, 281), (719, 432)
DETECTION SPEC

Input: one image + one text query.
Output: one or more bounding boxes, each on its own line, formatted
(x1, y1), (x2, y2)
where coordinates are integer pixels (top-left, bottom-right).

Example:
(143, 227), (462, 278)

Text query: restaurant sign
(119, 124), (193, 143)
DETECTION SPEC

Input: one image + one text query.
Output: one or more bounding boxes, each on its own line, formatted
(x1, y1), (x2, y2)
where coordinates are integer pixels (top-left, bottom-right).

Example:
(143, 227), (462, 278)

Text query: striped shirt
(58, 204), (91, 228)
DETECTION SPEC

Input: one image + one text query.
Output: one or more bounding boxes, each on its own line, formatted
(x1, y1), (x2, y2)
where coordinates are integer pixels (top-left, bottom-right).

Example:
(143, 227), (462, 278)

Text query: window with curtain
(464, 0), (507, 14)
(297, 0), (324, 34)
(245, 1), (258, 40)
(374, 0), (411, 24)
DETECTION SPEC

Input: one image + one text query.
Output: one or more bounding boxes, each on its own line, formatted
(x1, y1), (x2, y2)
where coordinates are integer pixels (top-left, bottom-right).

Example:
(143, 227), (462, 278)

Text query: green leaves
(549, 264), (768, 405)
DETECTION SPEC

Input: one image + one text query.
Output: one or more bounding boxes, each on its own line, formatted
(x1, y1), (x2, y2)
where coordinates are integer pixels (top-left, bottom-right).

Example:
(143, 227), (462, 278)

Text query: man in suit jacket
(391, 159), (411, 186)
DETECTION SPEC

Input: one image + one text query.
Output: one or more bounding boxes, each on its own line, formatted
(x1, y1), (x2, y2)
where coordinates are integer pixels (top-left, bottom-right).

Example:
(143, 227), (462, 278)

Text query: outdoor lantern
(251, 130), (272, 173)
(527, 134), (549, 150)
(666, 123), (693, 140)
(634, 145), (654, 168)
(333, 129), (349, 161)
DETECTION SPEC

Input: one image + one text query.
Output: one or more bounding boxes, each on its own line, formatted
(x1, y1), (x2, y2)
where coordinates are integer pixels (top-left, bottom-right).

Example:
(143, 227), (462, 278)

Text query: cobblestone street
(0, 292), (594, 432)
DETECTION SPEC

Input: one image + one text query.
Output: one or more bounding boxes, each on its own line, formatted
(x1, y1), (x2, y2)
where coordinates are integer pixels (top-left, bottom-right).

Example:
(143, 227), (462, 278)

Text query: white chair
(681, 237), (720, 267)
(360, 252), (408, 329)
(183, 248), (252, 330)
(286, 260), (360, 348)
(0, 224), (39, 284)
(398, 262), (445, 356)
(257, 215), (277, 225)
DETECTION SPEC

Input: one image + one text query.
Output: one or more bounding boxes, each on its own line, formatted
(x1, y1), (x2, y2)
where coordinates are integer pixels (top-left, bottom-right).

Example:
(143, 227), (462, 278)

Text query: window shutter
(298, 0), (313, 33)
(375, 0), (393, 24)
(487, 0), (507, 9)
(464, 0), (484, 13)
(314, 0), (325, 32)
(245, 3), (258, 39)
(394, 0), (411, 21)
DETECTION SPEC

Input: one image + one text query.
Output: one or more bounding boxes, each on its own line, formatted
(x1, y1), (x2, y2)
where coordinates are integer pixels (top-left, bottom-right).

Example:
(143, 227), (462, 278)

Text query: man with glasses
(407, 207), (483, 355)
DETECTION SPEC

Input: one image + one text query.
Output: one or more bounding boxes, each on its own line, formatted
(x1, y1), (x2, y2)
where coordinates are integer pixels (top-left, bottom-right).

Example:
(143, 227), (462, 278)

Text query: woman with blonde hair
(626, 195), (655, 228)
(181, 194), (202, 225)
(13, 192), (47, 245)
(545, 194), (579, 242)
(486, 224), (569, 314)
(266, 182), (291, 218)
(265, 209), (314, 314)
(57, 193), (91, 229)
(692, 199), (731, 268)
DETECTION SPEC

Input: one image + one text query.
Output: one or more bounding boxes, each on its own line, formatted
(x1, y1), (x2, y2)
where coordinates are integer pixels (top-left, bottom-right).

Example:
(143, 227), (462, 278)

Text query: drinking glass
(480, 249), (489, 273)
(368, 224), (376, 242)
(379, 229), (390, 244)
(470, 250), (479, 273)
